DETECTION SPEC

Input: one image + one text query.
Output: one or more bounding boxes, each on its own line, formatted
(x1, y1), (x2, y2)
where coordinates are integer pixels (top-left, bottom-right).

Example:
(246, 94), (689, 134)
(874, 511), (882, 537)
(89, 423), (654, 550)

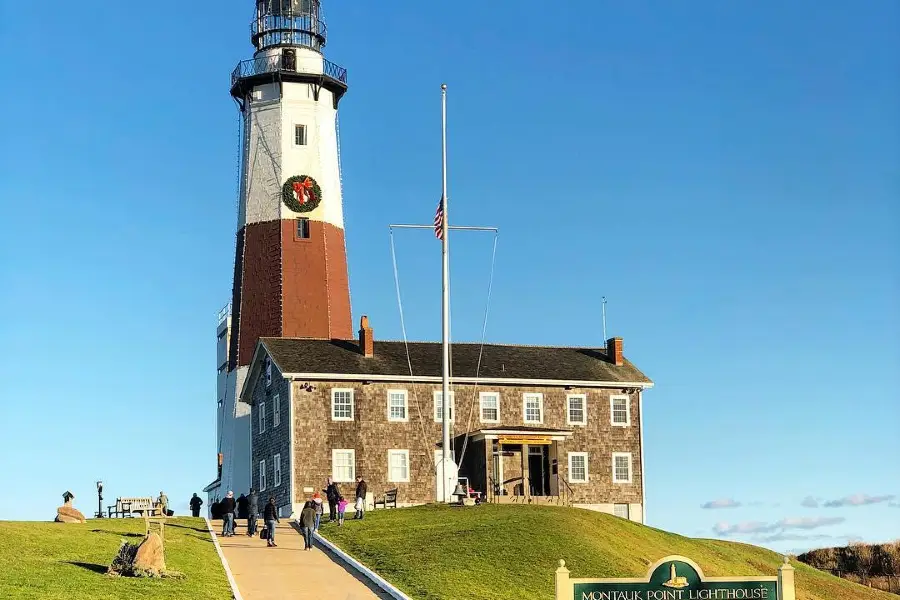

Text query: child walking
(313, 493), (324, 531)
(337, 496), (348, 526)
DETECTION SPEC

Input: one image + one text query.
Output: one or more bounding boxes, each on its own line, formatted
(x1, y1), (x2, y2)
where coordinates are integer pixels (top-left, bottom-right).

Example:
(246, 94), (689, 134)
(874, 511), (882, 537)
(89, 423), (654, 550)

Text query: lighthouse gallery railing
(231, 55), (348, 88)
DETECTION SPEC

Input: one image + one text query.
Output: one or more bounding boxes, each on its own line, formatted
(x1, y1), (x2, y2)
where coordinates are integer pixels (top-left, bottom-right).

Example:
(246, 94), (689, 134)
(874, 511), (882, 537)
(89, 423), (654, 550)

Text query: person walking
(337, 496), (348, 526)
(246, 488), (259, 537)
(312, 493), (324, 531)
(300, 501), (316, 550)
(237, 493), (249, 522)
(354, 475), (367, 520)
(221, 491), (236, 537)
(189, 493), (203, 518)
(263, 497), (279, 547)
(157, 491), (169, 517)
(324, 477), (340, 523)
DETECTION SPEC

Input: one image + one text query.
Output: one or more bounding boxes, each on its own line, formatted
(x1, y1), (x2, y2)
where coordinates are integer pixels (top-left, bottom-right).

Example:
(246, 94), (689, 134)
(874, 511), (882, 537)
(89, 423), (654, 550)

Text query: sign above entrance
(555, 555), (796, 600)
(498, 435), (553, 446)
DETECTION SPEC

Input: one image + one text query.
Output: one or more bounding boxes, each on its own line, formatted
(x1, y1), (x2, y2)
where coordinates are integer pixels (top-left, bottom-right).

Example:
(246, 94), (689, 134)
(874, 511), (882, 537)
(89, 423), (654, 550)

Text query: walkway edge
(315, 532), (412, 600)
(205, 517), (244, 600)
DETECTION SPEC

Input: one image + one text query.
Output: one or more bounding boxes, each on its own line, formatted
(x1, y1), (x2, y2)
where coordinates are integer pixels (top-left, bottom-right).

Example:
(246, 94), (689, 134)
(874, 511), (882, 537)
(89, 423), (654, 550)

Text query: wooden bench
(107, 497), (156, 518)
(374, 488), (398, 509)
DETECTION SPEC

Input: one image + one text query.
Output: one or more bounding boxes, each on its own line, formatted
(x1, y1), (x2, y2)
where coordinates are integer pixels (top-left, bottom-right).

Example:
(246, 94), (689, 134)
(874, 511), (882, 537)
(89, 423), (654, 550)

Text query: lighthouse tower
(207, 0), (352, 505)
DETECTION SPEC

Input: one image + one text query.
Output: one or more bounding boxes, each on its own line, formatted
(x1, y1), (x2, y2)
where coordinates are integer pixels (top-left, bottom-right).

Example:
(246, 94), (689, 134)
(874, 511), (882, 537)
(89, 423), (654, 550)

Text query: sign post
(555, 555), (796, 600)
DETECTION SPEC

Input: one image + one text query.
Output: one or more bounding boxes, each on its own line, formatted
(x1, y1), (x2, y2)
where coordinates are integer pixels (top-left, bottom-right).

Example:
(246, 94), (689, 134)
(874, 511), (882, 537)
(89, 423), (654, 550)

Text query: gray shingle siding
(250, 358), (292, 514)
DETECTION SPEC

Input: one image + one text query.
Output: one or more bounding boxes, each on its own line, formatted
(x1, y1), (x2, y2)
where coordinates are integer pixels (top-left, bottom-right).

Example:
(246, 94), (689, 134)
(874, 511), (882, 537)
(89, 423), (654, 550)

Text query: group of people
(200, 474), (370, 551)
(211, 488), (281, 547)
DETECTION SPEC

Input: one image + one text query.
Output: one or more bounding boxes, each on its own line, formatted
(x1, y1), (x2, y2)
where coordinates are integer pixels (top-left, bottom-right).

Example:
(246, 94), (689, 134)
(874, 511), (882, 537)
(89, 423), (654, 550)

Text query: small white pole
(602, 296), (608, 341)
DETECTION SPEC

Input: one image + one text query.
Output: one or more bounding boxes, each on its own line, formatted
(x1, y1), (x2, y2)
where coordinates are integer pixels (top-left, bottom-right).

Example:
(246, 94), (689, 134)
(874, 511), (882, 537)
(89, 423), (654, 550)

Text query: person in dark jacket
(263, 497), (280, 547)
(299, 501), (317, 550)
(189, 493), (203, 518)
(236, 493), (249, 521)
(246, 488), (259, 537)
(220, 491), (236, 537)
(324, 477), (340, 523)
(354, 476), (367, 520)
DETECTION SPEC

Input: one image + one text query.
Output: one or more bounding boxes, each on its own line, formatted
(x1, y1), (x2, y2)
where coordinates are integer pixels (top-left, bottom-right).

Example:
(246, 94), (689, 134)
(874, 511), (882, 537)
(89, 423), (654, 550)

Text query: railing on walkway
(231, 55), (347, 88)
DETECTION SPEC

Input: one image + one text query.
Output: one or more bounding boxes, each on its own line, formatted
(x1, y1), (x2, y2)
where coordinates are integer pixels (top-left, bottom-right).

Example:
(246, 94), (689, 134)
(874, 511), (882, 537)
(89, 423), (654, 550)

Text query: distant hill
(798, 541), (900, 596)
(319, 504), (896, 600)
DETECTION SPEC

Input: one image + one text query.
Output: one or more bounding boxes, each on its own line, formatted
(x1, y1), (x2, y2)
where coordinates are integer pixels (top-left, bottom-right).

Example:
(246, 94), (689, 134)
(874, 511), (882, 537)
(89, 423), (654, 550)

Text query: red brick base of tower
(229, 219), (352, 369)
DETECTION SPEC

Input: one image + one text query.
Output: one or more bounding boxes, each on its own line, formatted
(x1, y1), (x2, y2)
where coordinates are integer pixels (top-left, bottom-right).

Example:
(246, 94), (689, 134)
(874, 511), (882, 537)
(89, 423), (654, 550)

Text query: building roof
(259, 337), (652, 386)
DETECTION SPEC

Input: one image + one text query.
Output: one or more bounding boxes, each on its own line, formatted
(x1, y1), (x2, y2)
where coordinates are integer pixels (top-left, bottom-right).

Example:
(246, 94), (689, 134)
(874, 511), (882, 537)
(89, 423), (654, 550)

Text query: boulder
(55, 504), (86, 524)
(133, 533), (166, 577)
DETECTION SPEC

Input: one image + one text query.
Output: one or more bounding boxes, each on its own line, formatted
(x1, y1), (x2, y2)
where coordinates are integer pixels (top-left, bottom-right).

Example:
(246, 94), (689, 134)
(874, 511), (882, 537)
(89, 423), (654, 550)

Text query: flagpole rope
(390, 229), (438, 469)
(456, 231), (499, 470)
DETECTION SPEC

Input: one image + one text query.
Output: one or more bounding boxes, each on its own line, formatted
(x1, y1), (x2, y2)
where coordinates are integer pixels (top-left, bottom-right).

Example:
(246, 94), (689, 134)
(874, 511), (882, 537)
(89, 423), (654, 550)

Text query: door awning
(466, 427), (574, 444)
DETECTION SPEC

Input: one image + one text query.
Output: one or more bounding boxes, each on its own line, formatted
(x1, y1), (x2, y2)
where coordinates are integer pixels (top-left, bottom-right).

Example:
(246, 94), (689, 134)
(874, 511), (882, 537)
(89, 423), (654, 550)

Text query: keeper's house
(239, 317), (653, 522)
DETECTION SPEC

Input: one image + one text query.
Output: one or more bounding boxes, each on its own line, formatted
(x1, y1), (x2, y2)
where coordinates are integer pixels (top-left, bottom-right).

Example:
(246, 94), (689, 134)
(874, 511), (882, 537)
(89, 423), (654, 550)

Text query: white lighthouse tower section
(237, 55), (344, 230)
(220, 368), (250, 498)
(239, 94), (283, 228)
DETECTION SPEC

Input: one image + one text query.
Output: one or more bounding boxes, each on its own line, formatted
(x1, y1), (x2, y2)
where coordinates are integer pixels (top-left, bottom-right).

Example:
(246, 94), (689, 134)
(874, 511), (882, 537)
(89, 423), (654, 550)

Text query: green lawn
(320, 504), (895, 600)
(0, 517), (232, 600)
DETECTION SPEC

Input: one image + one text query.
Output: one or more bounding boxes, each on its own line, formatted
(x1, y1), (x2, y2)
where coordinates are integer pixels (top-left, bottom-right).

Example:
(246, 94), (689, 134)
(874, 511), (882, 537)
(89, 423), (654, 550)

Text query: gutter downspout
(639, 389), (646, 524)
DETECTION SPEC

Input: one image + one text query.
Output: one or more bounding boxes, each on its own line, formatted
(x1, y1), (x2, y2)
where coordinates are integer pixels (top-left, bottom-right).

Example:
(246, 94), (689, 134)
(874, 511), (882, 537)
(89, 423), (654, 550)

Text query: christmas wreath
(282, 175), (322, 213)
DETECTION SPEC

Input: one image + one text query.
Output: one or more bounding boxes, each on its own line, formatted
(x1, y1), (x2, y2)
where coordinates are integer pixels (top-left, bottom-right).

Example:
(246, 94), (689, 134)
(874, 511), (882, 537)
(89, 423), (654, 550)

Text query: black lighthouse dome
(252, 0), (327, 53)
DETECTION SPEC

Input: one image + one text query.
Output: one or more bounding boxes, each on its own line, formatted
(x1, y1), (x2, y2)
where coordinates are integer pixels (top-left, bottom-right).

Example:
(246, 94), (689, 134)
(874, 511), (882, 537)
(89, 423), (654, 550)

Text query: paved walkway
(217, 521), (391, 600)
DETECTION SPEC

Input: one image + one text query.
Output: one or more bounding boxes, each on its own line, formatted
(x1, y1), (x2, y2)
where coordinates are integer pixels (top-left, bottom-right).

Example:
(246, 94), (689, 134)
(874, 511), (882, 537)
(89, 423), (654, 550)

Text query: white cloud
(823, 494), (896, 508)
(702, 498), (742, 510)
(713, 516), (845, 538)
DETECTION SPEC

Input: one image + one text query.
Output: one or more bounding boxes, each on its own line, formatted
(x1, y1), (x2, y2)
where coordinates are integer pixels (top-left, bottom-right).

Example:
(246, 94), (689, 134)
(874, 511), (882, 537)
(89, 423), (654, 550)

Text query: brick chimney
(359, 315), (374, 358)
(606, 337), (624, 366)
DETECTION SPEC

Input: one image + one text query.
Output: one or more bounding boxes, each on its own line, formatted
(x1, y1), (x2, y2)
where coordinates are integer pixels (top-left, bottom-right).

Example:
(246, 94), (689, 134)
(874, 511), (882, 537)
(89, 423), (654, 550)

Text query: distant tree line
(798, 541), (900, 595)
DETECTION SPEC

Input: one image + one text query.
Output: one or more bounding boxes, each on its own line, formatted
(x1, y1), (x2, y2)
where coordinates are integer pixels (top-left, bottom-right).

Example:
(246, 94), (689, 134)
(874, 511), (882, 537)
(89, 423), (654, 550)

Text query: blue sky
(1, 0), (897, 555)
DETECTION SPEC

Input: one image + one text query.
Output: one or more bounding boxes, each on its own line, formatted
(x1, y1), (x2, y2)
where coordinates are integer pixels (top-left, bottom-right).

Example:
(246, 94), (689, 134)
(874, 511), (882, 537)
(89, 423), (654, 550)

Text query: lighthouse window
(294, 124), (307, 146)
(523, 393), (543, 424)
(296, 218), (310, 239)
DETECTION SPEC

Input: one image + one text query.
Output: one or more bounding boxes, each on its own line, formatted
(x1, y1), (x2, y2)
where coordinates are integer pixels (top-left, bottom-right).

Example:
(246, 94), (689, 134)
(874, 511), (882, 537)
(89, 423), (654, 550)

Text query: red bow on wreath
(292, 177), (317, 205)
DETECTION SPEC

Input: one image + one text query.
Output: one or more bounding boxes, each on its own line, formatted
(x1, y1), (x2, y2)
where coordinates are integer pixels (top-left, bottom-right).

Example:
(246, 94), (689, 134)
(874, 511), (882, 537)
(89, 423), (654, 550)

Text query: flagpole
(440, 83), (452, 503)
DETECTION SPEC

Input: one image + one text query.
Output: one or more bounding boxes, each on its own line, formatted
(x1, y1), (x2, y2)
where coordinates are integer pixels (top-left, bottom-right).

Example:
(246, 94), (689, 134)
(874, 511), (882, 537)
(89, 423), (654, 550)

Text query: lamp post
(96, 480), (103, 519)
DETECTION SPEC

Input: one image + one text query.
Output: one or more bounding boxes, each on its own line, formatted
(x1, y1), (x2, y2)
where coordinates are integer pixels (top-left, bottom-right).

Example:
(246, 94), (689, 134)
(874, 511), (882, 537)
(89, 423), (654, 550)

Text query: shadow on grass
(168, 523), (209, 533)
(91, 529), (144, 538)
(65, 561), (109, 575)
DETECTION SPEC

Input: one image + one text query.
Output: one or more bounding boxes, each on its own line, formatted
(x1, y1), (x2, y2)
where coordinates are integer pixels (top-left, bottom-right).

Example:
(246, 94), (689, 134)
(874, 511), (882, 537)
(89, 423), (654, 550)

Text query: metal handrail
(231, 55), (347, 87)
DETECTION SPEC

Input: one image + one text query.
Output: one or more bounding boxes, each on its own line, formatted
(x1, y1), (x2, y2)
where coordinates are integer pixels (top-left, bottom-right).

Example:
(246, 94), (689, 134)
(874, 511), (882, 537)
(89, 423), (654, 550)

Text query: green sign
(562, 556), (781, 600)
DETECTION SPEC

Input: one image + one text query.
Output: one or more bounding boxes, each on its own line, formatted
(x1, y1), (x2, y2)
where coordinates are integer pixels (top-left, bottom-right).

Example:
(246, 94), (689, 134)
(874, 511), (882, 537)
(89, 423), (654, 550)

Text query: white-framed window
(331, 389), (354, 421)
(294, 124), (307, 146)
(479, 392), (500, 423)
(523, 393), (543, 424)
(433, 390), (455, 422)
(272, 394), (281, 427)
(387, 389), (408, 422)
(387, 449), (410, 483)
(258, 401), (267, 433)
(567, 394), (587, 426)
(612, 452), (633, 484)
(332, 449), (356, 483)
(265, 359), (272, 387)
(273, 453), (282, 488)
(614, 504), (630, 519)
(259, 459), (267, 491)
(568, 452), (588, 483)
(610, 395), (631, 426)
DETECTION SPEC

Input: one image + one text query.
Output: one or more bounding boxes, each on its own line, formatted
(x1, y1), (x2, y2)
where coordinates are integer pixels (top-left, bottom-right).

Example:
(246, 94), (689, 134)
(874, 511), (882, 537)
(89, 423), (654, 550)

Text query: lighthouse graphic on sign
(207, 0), (353, 504)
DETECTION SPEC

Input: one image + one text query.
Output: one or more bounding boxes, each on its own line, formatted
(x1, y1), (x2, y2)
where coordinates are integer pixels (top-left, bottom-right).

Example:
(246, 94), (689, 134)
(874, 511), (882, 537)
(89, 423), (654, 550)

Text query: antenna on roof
(602, 296), (608, 341)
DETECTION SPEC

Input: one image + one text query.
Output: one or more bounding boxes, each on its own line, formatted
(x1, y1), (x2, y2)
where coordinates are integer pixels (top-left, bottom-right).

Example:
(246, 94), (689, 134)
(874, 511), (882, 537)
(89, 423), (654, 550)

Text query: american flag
(434, 197), (444, 240)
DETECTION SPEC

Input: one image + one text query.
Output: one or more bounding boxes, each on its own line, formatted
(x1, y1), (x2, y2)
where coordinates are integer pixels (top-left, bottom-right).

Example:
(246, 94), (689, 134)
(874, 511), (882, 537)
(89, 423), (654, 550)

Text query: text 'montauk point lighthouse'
(207, 0), (353, 503)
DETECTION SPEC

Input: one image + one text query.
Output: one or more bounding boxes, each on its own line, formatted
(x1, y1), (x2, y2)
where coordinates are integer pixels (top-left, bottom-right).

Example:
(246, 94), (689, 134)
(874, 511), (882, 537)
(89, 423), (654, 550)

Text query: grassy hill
(320, 504), (895, 600)
(0, 517), (231, 600)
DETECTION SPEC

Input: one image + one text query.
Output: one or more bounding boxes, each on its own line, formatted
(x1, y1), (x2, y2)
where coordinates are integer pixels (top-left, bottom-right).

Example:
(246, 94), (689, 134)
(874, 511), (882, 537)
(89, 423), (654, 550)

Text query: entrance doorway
(527, 446), (550, 496)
